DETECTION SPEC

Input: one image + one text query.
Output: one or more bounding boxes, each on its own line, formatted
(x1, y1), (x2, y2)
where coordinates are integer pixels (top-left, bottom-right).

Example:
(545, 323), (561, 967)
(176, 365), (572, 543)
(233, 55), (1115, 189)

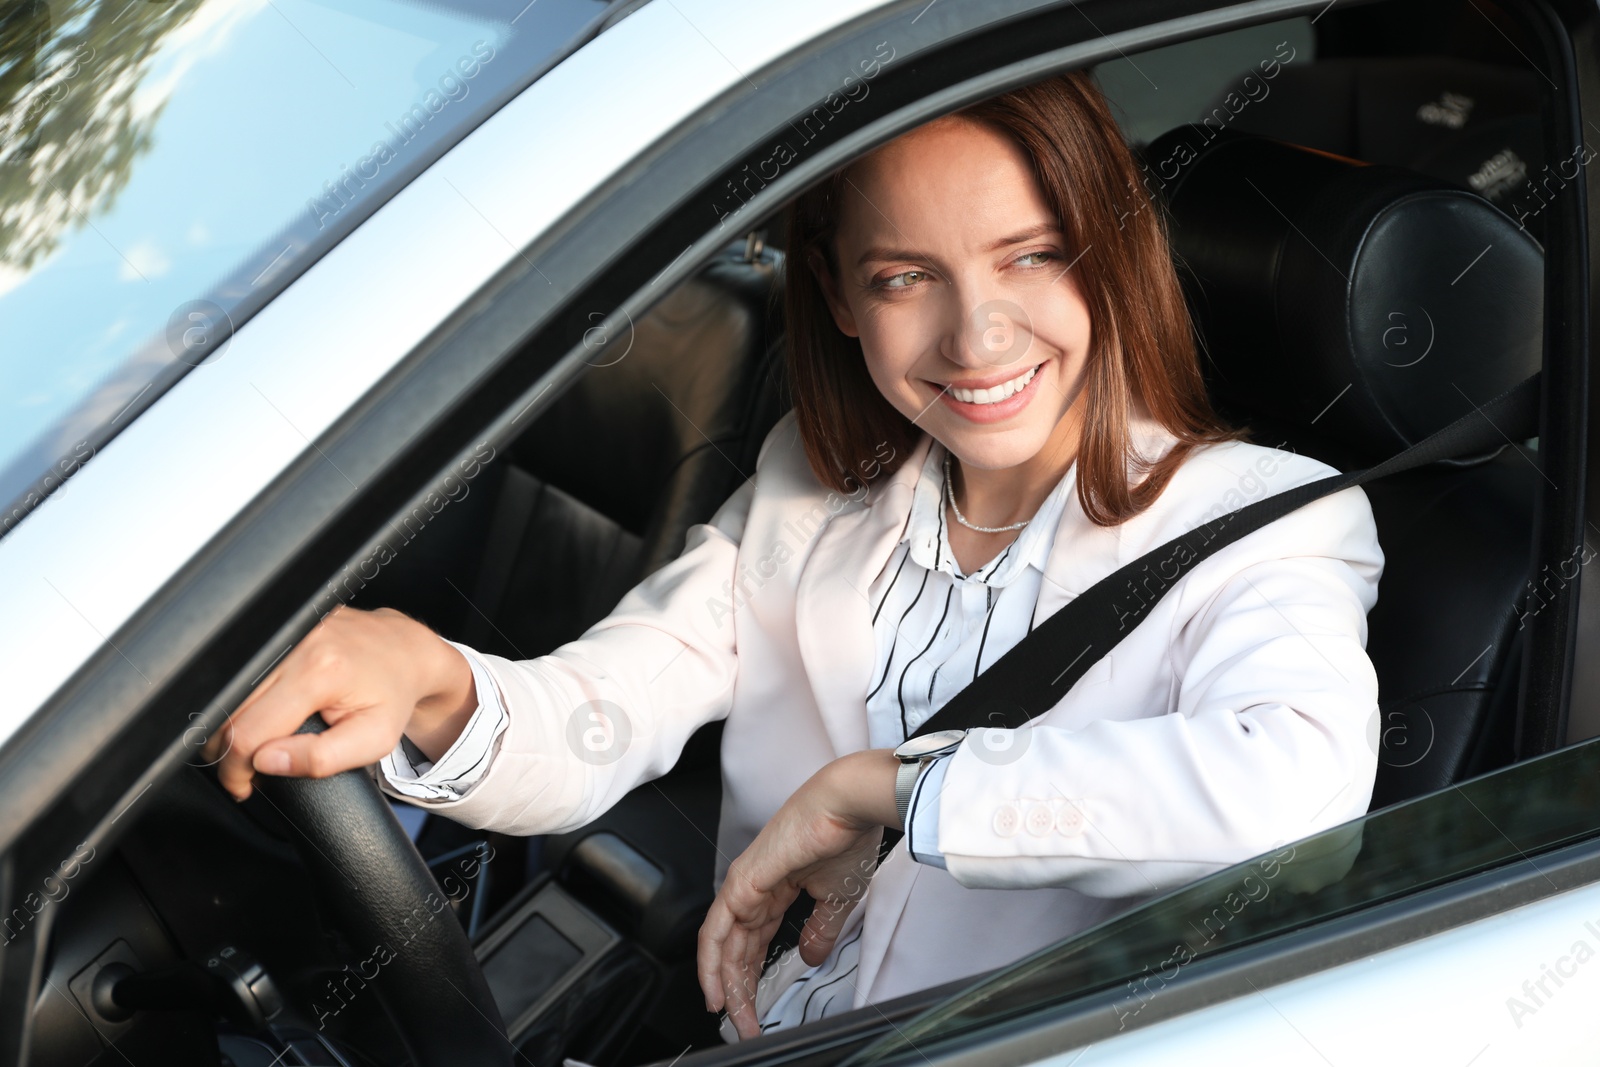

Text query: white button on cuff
(1024, 802), (1054, 837)
(1056, 802), (1086, 836)
(993, 803), (1021, 837)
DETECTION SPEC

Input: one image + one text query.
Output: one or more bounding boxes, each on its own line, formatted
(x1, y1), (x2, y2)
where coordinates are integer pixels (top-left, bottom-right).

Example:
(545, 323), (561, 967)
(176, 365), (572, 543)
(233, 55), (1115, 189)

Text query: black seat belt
(764, 372), (1540, 965)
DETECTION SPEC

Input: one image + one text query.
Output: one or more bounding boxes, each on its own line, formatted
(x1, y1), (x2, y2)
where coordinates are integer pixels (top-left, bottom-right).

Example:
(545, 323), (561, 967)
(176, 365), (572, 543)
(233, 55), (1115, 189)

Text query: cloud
(119, 240), (170, 280)
(0, 262), (30, 299)
(132, 0), (270, 121)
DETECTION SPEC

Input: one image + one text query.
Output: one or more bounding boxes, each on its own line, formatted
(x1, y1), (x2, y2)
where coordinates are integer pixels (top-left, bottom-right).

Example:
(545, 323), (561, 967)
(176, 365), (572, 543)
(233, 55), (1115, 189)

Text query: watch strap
(894, 759), (921, 830)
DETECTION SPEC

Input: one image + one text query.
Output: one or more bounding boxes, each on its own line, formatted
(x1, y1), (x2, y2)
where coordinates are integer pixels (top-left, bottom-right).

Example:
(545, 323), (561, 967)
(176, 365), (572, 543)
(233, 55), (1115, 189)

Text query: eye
(1013, 250), (1056, 267)
(879, 269), (929, 289)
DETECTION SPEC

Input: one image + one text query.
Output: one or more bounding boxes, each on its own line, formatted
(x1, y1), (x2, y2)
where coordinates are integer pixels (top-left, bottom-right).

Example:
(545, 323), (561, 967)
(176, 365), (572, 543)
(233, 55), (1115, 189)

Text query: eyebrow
(854, 222), (1062, 267)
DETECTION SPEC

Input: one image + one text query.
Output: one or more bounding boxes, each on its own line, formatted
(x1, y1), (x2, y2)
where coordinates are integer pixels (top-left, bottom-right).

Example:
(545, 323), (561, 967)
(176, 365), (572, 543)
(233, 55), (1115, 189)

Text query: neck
(949, 404), (1083, 531)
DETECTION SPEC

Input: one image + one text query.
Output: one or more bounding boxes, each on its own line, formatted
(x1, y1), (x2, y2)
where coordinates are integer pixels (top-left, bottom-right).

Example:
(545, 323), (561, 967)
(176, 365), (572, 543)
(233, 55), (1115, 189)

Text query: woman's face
(815, 115), (1093, 473)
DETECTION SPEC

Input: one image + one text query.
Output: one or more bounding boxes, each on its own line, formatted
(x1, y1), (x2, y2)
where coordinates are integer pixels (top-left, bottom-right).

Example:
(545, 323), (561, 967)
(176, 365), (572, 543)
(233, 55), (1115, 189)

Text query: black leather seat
(1144, 124), (1543, 808)
(457, 239), (788, 662)
(1205, 56), (1547, 243)
(465, 237), (785, 853)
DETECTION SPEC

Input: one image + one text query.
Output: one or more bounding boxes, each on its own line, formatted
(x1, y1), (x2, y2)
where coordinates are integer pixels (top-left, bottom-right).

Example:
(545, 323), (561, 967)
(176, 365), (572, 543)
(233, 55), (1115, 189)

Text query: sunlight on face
(815, 115), (1093, 472)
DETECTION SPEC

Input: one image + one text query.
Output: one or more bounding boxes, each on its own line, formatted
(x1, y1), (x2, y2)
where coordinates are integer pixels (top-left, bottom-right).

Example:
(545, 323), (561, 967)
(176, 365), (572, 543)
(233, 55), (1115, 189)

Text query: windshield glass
(0, 0), (611, 538)
(846, 737), (1600, 1064)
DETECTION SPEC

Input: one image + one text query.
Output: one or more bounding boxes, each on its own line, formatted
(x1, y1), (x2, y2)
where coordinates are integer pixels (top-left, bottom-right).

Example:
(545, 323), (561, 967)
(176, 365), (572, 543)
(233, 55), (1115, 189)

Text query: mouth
(934, 362), (1046, 423)
(945, 364), (1040, 404)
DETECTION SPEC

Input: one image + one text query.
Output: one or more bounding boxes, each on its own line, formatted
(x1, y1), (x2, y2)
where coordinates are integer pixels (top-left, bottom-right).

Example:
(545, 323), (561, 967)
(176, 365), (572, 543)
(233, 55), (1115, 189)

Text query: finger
(201, 665), (287, 766)
(209, 604), (343, 749)
(252, 712), (394, 780)
(700, 858), (766, 1011)
(198, 714), (233, 769)
(718, 923), (749, 1033)
(722, 930), (763, 1040)
(798, 890), (861, 967)
(214, 667), (338, 801)
(209, 605), (352, 769)
(740, 916), (785, 1037)
(698, 901), (732, 1012)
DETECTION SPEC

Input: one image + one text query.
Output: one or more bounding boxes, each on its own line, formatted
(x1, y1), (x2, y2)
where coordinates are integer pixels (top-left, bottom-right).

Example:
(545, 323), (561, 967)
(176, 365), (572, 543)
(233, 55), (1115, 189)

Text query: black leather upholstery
(1146, 124), (1543, 806)
(459, 241), (788, 660)
(1207, 56), (1547, 244)
(461, 238), (788, 969)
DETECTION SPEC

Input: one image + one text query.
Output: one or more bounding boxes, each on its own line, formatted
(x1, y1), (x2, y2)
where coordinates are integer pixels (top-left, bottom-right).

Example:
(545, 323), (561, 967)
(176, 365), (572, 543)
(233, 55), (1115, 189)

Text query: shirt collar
(903, 440), (1077, 585)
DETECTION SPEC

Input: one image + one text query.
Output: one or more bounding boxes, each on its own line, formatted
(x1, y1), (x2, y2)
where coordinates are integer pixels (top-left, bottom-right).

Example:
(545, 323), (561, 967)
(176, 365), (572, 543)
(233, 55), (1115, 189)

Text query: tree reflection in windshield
(1, 0), (206, 270)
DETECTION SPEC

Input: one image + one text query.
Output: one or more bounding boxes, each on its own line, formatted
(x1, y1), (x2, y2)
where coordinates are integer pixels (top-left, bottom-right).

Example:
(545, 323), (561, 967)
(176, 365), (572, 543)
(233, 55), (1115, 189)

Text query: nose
(937, 274), (1035, 371)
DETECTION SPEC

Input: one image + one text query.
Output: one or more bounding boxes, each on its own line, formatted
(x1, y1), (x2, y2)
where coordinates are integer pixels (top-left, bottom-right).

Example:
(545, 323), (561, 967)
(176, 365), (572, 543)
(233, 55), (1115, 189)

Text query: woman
(206, 71), (1383, 1041)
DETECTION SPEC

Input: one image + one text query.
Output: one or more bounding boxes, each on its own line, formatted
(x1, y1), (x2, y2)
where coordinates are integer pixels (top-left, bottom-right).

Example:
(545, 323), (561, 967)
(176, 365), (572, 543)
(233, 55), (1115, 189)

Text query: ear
(809, 250), (860, 338)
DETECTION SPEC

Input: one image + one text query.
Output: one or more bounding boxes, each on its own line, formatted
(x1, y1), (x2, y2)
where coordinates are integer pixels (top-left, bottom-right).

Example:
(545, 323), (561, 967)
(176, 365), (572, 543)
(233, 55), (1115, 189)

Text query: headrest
(1144, 125), (1543, 465)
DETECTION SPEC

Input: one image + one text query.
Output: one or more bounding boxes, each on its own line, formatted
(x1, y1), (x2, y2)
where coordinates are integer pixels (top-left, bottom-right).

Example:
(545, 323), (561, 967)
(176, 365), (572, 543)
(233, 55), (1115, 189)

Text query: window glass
(0, 0), (609, 537)
(847, 737), (1600, 1064)
(1092, 16), (1315, 145)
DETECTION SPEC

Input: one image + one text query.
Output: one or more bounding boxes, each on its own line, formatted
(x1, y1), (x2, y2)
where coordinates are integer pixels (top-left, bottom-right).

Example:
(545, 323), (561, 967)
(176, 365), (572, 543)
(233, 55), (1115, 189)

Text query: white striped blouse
(746, 439), (1074, 1034)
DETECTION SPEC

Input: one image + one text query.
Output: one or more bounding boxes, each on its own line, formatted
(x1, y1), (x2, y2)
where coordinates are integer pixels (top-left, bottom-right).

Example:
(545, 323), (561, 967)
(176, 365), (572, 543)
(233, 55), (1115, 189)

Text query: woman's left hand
(697, 748), (900, 1039)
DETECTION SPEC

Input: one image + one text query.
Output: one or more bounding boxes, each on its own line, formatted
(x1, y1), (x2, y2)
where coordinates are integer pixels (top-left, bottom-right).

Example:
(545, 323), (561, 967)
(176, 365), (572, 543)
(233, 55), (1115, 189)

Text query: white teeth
(950, 365), (1037, 404)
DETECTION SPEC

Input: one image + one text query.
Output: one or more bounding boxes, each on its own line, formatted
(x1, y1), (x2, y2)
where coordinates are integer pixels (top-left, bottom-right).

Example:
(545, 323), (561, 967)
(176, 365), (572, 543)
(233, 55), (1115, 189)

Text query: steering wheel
(255, 716), (512, 1066)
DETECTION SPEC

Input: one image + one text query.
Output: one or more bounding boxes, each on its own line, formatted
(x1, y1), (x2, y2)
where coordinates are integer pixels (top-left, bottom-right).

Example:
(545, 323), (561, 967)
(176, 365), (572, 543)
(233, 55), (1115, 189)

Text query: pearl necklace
(944, 452), (1031, 534)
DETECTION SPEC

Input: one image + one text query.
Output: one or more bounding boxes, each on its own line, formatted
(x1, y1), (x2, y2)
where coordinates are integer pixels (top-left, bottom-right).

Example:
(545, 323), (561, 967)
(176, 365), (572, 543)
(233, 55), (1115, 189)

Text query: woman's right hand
(201, 605), (478, 801)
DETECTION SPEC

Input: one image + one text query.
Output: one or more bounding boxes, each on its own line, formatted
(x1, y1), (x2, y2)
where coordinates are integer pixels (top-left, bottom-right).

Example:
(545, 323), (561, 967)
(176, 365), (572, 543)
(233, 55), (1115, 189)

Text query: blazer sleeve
(372, 477), (754, 836)
(927, 484), (1384, 896)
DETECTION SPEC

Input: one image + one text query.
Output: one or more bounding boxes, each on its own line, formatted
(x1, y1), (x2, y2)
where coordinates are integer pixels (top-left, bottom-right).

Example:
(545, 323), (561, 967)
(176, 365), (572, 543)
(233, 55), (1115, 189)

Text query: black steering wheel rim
(256, 715), (511, 1066)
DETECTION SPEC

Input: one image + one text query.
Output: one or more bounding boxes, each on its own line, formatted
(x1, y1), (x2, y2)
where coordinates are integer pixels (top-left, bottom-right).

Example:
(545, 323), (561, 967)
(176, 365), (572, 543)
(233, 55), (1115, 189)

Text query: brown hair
(782, 70), (1243, 526)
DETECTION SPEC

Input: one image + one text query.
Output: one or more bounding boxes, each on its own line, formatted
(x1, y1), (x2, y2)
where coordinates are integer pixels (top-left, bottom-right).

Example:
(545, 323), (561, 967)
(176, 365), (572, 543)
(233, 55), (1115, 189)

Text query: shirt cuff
(904, 754), (951, 869)
(379, 640), (508, 801)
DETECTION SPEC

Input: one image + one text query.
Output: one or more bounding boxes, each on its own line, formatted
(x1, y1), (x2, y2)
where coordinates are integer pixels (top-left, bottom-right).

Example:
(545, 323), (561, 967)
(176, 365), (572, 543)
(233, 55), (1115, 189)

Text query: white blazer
(391, 408), (1384, 1010)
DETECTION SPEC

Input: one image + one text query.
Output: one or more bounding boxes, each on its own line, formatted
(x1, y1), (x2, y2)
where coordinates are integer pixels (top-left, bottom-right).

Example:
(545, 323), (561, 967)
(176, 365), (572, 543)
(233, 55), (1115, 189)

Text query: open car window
(836, 9), (1576, 1061)
(846, 736), (1600, 1064)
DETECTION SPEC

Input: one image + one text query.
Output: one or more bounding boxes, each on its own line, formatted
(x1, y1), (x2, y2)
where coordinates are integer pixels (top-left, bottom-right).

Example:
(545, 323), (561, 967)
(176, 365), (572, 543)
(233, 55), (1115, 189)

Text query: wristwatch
(892, 729), (968, 829)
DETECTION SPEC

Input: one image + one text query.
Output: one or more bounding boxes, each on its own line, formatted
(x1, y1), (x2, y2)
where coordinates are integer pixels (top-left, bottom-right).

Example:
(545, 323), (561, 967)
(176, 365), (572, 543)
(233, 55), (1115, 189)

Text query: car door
(836, 738), (1600, 1066)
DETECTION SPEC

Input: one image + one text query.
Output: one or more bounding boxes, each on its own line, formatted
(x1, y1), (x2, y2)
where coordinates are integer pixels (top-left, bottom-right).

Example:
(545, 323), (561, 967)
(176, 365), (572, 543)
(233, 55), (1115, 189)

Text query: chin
(937, 425), (1058, 472)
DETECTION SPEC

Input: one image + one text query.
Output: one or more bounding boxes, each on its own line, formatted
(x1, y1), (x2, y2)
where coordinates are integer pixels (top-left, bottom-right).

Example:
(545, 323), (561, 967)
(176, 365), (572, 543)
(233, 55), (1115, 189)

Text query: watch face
(895, 729), (968, 760)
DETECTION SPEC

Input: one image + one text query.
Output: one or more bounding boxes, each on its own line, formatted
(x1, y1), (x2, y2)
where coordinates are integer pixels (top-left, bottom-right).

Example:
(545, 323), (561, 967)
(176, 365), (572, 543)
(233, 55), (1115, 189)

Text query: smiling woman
(207, 65), (1384, 1048)
(690, 72), (1365, 1037)
(788, 72), (1243, 536)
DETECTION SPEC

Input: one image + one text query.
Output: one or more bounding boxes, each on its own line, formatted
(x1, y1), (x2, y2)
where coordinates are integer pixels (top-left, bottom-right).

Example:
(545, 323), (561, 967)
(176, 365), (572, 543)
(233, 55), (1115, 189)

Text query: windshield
(846, 736), (1600, 1064)
(0, 0), (612, 538)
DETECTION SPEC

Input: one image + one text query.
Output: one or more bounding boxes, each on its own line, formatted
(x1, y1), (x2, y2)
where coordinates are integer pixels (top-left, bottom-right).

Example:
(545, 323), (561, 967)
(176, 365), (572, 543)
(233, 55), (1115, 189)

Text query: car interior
(24, 2), (1566, 1065)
